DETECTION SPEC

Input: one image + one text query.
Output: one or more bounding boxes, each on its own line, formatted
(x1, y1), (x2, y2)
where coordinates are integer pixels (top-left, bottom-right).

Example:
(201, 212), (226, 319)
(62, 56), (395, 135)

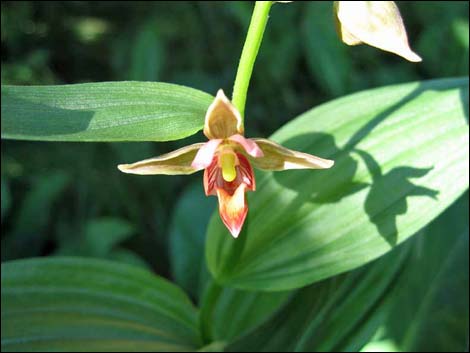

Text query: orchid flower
(118, 90), (334, 238)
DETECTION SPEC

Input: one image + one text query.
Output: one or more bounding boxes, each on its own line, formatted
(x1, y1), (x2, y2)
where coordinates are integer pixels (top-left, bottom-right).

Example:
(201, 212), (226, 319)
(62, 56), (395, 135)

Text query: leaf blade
(1, 257), (201, 352)
(1, 82), (213, 142)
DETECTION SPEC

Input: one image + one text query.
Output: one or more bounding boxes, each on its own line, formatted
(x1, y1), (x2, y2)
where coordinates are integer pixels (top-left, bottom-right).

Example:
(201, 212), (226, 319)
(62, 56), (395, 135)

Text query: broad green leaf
(226, 237), (410, 352)
(1, 257), (201, 352)
(383, 193), (469, 352)
(206, 77), (469, 291)
(1, 82), (213, 142)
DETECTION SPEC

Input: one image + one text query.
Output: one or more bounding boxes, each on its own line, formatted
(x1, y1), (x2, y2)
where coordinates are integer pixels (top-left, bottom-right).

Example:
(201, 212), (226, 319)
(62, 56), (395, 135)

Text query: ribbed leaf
(1, 257), (201, 352)
(226, 238), (410, 352)
(383, 193), (469, 352)
(206, 78), (469, 291)
(1, 82), (212, 142)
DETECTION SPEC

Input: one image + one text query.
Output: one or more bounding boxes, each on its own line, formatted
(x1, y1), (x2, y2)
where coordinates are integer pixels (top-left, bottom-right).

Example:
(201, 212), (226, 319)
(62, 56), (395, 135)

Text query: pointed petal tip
(324, 159), (335, 169)
(216, 89), (228, 99)
(117, 164), (129, 173)
(229, 226), (241, 238)
(403, 50), (422, 63)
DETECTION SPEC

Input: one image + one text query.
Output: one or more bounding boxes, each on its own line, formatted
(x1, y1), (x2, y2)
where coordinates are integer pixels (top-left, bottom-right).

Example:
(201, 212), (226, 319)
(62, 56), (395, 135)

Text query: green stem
(232, 1), (273, 120)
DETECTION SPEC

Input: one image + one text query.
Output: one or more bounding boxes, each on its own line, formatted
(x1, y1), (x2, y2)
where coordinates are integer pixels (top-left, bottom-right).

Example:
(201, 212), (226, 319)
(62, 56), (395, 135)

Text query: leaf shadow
(272, 81), (454, 246)
(2, 95), (94, 137)
(354, 149), (438, 246)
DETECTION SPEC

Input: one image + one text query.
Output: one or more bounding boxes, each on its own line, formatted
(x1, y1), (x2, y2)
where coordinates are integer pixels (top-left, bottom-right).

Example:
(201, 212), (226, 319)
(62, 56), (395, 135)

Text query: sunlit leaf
(1, 82), (212, 142)
(206, 78), (469, 291)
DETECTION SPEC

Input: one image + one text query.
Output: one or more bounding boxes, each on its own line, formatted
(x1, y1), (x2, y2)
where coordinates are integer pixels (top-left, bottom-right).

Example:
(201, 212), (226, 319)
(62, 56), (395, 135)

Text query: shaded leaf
(226, 237), (410, 352)
(384, 193), (469, 352)
(1, 257), (201, 352)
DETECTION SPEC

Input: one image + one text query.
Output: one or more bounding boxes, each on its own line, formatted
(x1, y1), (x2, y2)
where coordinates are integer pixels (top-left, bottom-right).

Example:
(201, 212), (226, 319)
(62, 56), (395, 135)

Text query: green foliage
(1, 2), (468, 352)
(206, 78), (469, 291)
(1, 257), (201, 351)
(1, 82), (212, 142)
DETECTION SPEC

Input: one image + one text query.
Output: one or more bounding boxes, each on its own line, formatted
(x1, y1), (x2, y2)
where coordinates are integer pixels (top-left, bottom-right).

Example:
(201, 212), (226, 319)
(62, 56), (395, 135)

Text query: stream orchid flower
(118, 90), (334, 238)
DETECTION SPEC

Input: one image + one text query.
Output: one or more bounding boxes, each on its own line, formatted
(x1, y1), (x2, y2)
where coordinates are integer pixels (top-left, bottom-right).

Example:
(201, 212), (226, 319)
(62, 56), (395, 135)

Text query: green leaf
(383, 193), (469, 352)
(1, 82), (213, 142)
(226, 238), (410, 352)
(206, 77), (469, 291)
(1, 257), (201, 352)
(210, 286), (290, 342)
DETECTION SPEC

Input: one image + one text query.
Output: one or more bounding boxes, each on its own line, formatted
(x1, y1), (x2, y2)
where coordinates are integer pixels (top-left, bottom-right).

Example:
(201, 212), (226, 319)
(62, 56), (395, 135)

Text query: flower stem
(232, 1), (273, 120)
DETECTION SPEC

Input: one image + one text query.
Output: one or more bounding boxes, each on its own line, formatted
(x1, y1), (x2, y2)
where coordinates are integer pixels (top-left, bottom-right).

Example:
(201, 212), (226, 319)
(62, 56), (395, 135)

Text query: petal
(334, 1), (422, 62)
(118, 143), (205, 175)
(216, 184), (248, 238)
(203, 152), (256, 196)
(250, 138), (334, 171)
(236, 153), (256, 191)
(229, 134), (264, 158)
(191, 139), (222, 169)
(203, 157), (220, 196)
(203, 89), (244, 139)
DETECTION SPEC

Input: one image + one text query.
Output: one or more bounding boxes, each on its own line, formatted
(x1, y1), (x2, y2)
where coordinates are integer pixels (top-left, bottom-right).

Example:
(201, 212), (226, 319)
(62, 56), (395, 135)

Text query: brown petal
(203, 89), (244, 139)
(250, 138), (334, 171)
(117, 143), (205, 175)
(334, 1), (422, 62)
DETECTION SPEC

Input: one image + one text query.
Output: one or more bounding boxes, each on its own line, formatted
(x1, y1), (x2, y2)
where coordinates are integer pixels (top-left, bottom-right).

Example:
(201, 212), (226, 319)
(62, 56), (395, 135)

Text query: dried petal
(250, 138), (334, 171)
(203, 89), (244, 139)
(118, 143), (204, 175)
(334, 1), (422, 62)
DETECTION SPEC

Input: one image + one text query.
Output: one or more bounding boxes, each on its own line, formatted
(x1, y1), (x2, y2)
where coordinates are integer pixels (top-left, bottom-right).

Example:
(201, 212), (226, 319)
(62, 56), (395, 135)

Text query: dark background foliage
(1, 1), (468, 279)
